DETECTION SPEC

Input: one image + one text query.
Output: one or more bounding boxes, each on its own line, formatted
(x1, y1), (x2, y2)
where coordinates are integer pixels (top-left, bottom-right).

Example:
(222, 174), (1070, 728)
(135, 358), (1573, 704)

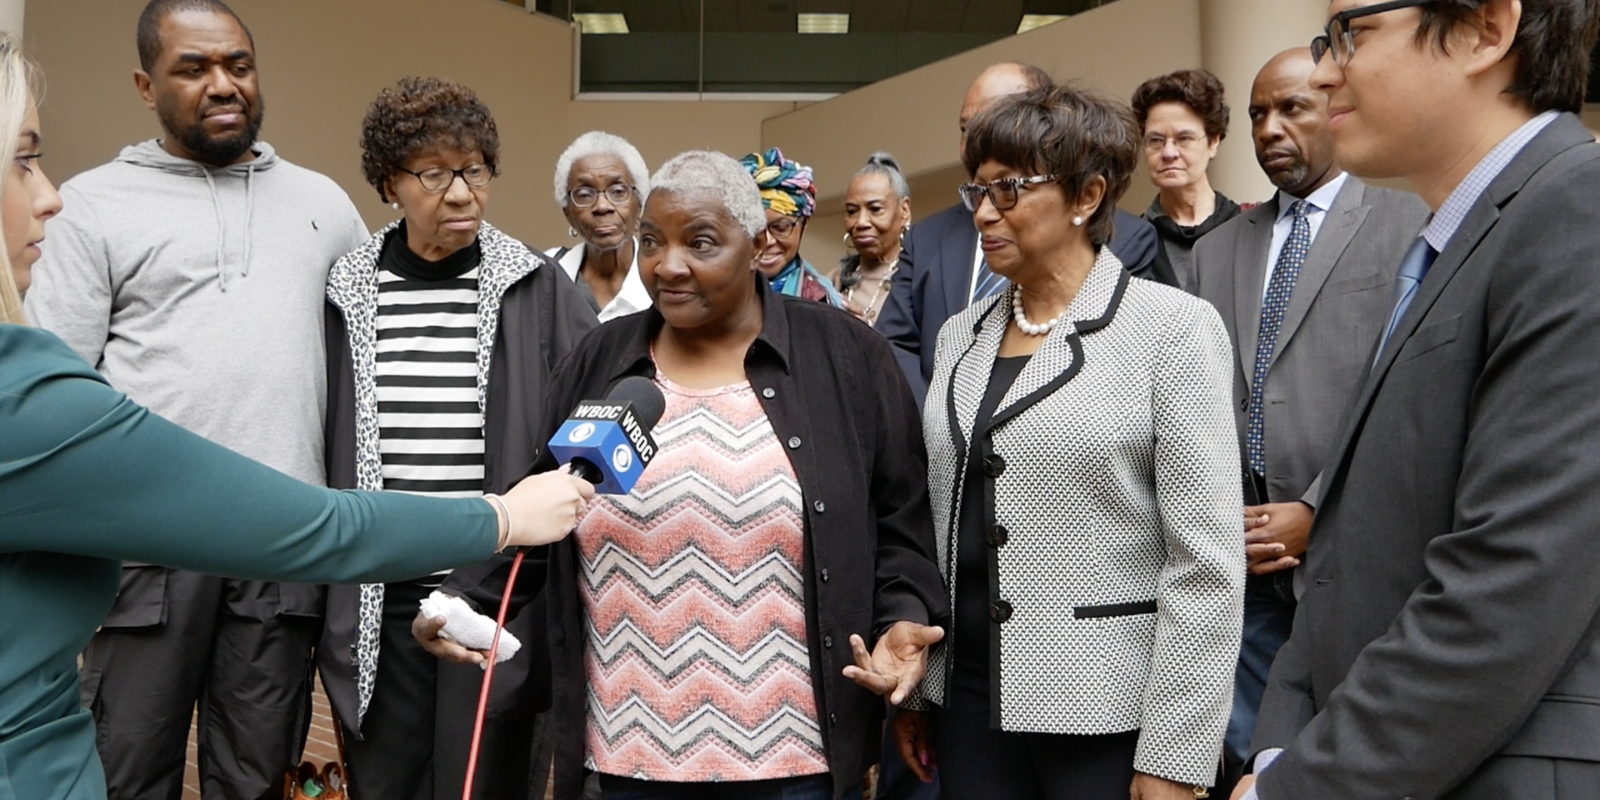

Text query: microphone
(546, 376), (666, 494)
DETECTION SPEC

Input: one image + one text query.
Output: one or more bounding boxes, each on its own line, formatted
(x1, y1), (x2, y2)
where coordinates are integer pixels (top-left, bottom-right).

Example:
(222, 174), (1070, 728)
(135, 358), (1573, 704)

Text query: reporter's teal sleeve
(0, 327), (498, 581)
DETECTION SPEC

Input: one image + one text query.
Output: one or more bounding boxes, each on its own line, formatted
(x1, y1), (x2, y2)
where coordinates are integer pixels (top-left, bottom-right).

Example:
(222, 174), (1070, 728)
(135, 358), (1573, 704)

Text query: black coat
(319, 228), (598, 735)
(445, 279), (949, 799)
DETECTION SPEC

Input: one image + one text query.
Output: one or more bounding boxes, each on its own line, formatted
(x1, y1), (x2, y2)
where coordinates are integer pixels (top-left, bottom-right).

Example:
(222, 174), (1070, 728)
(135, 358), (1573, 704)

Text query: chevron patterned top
(574, 374), (828, 782)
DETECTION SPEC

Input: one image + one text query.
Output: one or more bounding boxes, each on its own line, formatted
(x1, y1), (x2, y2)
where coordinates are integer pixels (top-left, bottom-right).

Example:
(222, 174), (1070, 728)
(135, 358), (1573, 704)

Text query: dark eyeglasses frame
(1311, 0), (1436, 66)
(765, 216), (803, 239)
(569, 182), (639, 209)
(398, 164), (494, 193)
(957, 174), (1058, 213)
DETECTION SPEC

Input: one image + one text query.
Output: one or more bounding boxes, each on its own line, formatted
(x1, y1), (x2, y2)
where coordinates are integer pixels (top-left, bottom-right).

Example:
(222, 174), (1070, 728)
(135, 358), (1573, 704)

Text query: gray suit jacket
(1253, 115), (1600, 799)
(1192, 176), (1429, 509)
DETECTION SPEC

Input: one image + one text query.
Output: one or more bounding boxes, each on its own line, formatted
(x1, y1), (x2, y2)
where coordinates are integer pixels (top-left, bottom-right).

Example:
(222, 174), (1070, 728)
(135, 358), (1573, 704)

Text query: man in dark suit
(1234, 1), (1600, 798)
(876, 62), (1160, 403)
(1191, 47), (1428, 786)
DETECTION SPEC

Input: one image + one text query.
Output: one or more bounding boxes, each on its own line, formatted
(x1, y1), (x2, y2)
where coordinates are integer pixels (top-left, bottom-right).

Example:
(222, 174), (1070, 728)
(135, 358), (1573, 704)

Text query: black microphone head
(609, 376), (666, 431)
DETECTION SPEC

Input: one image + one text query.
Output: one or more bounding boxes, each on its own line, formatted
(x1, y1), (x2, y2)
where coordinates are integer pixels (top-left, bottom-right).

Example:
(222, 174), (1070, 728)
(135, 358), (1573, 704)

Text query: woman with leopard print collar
(316, 76), (598, 800)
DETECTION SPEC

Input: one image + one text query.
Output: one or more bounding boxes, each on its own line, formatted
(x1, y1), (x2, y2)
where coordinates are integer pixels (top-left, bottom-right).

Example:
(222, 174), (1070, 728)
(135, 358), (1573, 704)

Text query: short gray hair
(854, 151), (910, 200)
(552, 130), (650, 208)
(648, 151), (766, 239)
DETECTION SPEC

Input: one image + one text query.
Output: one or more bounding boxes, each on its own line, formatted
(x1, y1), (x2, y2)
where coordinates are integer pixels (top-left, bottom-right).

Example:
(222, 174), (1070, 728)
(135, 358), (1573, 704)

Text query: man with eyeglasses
(23, 2), (368, 798)
(876, 62), (1161, 406)
(1187, 46), (1428, 794)
(1233, 2), (1600, 799)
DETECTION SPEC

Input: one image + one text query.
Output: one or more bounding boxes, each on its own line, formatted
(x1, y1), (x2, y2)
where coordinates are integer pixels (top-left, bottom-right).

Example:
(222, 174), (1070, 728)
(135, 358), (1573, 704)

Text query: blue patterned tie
(970, 256), (1006, 305)
(1375, 236), (1438, 361)
(1247, 201), (1311, 476)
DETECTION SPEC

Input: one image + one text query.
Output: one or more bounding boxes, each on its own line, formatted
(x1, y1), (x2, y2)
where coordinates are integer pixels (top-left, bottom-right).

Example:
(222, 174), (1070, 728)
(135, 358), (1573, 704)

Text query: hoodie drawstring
(202, 169), (228, 291)
(242, 164), (256, 279)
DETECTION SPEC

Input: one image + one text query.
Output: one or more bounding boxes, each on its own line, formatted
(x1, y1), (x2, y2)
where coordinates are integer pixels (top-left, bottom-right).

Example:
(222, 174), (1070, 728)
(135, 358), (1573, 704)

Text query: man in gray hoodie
(24, 2), (367, 798)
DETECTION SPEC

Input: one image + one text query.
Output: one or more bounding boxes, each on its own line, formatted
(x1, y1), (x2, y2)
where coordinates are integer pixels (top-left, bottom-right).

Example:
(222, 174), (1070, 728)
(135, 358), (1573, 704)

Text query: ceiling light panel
(1017, 14), (1067, 34)
(798, 13), (849, 34)
(574, 12), (629, 34)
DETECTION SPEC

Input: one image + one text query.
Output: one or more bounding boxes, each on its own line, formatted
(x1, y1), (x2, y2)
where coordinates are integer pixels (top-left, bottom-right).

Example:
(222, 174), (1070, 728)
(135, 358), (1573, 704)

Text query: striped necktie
(1246, 200), (1310, 477)
(970, 256), (1006, 305)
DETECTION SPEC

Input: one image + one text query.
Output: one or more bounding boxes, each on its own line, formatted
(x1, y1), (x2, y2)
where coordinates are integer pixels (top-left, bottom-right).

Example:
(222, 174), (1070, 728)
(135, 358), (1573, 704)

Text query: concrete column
(0, 0), (20, 38)
(1200, 0), (1327, 203)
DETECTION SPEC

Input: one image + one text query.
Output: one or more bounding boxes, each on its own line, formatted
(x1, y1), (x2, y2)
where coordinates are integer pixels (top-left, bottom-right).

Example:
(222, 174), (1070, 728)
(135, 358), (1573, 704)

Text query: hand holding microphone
(422, 377), (668, 667)
(489, 467), (596, 548)
(488, 375), (665, 547)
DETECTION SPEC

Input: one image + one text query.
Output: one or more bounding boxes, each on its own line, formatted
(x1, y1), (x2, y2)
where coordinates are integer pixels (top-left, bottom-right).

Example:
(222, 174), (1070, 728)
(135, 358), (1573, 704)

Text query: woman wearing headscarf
(740, 147), (844, 307)
(0, 36), (594, 800)
(420, 150), (947, 800)
(548, 131), (652, 321)
(837, 152), (913, 327)
(317, 76), (598, 800)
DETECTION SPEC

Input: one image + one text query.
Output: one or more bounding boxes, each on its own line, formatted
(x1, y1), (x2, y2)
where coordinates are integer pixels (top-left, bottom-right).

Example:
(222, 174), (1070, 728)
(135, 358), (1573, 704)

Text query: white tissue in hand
(419, 591), (521, 663)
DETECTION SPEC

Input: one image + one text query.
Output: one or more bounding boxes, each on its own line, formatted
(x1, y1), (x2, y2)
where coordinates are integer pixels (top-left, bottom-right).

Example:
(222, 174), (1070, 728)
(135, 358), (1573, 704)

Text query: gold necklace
(846, 260), (898, 324)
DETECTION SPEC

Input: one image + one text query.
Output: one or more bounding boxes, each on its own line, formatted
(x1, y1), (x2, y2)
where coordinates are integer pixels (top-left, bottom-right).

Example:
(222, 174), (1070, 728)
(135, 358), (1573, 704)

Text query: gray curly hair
(648, 151), (766, 240)
(552, 130), (650, 208)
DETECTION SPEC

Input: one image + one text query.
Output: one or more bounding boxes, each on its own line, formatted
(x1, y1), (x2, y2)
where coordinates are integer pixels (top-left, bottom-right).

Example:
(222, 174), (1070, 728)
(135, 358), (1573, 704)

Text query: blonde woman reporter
(0, 36), (593, 800)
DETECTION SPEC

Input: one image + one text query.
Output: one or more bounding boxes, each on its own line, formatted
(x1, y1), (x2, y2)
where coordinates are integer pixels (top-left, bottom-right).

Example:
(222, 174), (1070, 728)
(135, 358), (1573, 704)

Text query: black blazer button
(829, 712), (838, 725)
(762, 387), (776, 399)
(813, 500), (826, 513)
(823, 635), (834, 648)
(990, 600), (1013, 623)
(986, 524), (1009, 547)
(787, 436), (802, 449)
(984, 454), (1006, 477)
(820, 568), (830, 582)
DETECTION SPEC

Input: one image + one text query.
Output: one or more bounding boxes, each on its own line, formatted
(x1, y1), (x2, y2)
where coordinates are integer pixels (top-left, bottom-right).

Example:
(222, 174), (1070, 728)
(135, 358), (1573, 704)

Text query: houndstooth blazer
(918, 248), (1246, 786)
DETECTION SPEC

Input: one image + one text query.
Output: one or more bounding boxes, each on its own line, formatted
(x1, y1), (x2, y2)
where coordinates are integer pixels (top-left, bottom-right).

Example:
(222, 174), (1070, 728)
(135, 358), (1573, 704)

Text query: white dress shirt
(546, 240), (651, 322)
(1261, 173), (1348, 301)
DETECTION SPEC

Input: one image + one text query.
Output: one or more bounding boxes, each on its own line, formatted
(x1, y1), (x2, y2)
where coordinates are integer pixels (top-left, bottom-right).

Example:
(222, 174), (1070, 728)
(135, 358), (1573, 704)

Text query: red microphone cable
(460, 548), (524, 800)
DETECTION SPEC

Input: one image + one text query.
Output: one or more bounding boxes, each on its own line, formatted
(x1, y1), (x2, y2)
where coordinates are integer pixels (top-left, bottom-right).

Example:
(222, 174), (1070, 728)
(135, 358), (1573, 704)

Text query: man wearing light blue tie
(1190, 47), (1427, 792)
(1234, 1), (1600, 798)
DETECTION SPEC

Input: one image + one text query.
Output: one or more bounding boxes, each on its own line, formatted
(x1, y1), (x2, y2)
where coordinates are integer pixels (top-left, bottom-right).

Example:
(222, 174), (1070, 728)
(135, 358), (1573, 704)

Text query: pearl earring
(1072, 215), (1084, 227)
(390, 202), (399, 210)
(568, 227), (578, 238)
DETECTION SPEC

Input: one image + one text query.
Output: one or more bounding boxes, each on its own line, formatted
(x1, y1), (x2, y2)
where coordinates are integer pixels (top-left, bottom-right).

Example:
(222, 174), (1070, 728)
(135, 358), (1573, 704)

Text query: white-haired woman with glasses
(548, 130), (652, 321)
(892, 84), (1244, 800)
(316, 76), (599, 800)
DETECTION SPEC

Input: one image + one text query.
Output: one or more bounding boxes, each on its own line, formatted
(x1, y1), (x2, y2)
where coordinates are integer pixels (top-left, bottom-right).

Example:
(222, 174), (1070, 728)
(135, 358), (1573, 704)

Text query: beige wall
(23, 0), (798, 251)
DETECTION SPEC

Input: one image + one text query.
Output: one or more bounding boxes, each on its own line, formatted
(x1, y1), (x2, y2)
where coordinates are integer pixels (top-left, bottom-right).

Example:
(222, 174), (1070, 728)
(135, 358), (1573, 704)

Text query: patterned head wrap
(739, 147), (816, 219)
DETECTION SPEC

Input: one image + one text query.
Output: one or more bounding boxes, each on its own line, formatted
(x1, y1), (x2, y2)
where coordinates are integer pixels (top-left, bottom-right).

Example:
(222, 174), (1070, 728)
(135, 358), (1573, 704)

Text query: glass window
(516, 0), (1121, 95)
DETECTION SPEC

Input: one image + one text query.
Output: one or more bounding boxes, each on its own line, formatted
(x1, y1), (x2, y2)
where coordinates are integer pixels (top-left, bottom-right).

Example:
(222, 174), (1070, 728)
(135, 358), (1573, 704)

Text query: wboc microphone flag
(547, 376), (666, 495)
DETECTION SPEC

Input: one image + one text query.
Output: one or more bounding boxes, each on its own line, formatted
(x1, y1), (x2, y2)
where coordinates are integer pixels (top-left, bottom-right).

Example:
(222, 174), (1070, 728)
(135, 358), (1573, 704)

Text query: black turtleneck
(379, 222), (482, 282)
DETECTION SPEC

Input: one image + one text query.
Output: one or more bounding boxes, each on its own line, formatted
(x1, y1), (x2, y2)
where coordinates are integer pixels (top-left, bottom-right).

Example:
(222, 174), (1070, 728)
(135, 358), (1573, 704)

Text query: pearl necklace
(1011, 288), (1063, 336)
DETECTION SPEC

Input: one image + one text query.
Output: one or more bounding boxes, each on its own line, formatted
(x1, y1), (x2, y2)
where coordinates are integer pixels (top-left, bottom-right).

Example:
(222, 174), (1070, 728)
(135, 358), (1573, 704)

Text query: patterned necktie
(1247, 200), (1311, 476)
(970, 256), (1007, 305)
(1374, 236), (1439, 361)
